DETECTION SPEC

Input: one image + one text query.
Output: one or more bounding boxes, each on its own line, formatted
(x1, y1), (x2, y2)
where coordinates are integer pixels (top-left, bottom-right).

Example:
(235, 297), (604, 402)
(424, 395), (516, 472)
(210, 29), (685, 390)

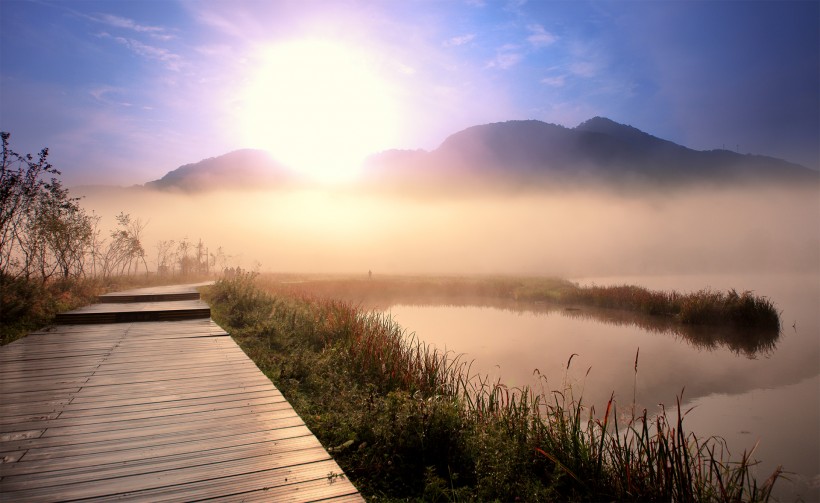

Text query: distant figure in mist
(368, 270), (372, 280)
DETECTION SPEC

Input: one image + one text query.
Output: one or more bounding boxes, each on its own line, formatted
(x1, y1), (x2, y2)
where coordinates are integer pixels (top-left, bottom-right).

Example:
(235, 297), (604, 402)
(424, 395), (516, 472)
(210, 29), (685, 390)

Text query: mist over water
(76, 183), (819, 278)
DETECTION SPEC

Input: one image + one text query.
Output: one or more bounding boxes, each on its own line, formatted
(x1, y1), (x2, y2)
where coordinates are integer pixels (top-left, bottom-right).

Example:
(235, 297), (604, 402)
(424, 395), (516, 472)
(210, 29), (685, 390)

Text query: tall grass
(561, 285), (781, 331)
(272, 275), (782, 332)
(206, 273), (782, 502)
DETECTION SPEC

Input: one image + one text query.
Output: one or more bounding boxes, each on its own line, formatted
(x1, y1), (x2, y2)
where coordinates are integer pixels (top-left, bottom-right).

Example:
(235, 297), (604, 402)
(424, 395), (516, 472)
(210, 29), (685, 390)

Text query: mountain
(146, 118), (817, 192)
(145, 149), (294, 192)
(365, 117), (817, 189)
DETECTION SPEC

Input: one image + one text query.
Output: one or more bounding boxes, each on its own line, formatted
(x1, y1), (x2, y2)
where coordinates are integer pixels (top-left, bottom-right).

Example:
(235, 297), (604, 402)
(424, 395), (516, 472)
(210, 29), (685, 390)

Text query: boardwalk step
(55, 299), (212, 325)
(55, 307), (211, 324)
(97, 292), (201, 303)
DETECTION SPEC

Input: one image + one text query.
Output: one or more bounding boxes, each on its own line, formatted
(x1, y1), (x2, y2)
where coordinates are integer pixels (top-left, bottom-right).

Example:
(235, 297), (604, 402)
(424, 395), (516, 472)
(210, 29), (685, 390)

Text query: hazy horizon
(75, 182), (819, 279)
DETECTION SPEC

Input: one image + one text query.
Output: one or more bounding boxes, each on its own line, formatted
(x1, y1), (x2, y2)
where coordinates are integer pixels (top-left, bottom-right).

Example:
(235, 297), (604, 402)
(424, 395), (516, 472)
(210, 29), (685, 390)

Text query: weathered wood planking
(0, 285), (362, 502)
(97, 283), (211, 304)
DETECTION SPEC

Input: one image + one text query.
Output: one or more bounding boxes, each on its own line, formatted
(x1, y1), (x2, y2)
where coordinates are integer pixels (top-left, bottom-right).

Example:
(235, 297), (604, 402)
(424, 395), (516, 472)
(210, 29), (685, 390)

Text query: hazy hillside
(145, 149), (294, 192)
(366, 117), (817, 190)
(145, 118), (817, 192)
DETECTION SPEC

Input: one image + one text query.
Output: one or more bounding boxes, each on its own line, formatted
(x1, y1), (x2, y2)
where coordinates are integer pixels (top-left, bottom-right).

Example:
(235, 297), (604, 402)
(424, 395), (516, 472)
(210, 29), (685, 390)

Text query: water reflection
(361, 295), (779, 358)
(371, 274), (818, 502)
(558, 305), (779, 357)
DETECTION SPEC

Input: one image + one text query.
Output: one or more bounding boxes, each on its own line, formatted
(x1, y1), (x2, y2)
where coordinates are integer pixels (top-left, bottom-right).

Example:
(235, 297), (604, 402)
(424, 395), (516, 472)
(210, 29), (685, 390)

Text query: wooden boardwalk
(0, 284), (362, 502)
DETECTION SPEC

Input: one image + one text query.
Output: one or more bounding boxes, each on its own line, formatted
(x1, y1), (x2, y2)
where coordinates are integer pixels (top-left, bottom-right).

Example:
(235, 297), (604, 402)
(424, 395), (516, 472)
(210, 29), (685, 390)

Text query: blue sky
(1, 0), (817, 185)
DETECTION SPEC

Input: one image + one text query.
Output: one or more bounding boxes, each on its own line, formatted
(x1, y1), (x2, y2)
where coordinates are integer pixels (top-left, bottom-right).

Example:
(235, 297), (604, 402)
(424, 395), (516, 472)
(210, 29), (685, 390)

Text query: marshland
(201, 269), (817, 501)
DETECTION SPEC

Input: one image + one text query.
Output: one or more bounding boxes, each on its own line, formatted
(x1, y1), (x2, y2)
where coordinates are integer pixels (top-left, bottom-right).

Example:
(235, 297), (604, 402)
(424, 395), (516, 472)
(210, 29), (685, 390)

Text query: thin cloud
(107, 35), (184, 71)
(195, 44), (234, 57)
(540, 75), (566, 87)
(88, 85), (132, 107)
(527, 24), (557, 48)
(444, 34), (476, 47)
(486, 52), (523, 70)
(570, 61), (597, 77)
(90, 13), (168, 36)
(486, 44), (523, 69)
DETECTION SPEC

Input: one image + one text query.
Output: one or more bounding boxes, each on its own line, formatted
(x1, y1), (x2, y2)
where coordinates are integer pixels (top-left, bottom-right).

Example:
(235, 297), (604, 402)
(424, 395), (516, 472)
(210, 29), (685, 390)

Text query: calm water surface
(384, 274), (819, 500)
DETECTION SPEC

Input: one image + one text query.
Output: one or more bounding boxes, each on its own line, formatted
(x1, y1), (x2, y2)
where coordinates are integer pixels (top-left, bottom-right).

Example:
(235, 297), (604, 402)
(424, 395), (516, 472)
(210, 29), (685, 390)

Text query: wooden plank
(0, 283), (361, 502)
(98, 292), (201, 303)
(1, 457), (345, 502)
(0, 388), (282, 424)
(0, 430), (319, 478)
(15, 424), (314, 463)
(1, 443), (330, 491)
(55, 300), (212, 324)
(0, 405), (303, 452)
(0, 394), (291, 433)
(208, 476), (363, 503)
(109, 459), (358, 503)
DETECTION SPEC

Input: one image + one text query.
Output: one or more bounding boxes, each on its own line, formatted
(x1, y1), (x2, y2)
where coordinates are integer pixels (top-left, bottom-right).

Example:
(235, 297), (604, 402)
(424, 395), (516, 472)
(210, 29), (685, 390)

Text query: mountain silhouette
(366, 117), (817, 190)
(145, 149), (294, 192)
(147, 118), (817, 192)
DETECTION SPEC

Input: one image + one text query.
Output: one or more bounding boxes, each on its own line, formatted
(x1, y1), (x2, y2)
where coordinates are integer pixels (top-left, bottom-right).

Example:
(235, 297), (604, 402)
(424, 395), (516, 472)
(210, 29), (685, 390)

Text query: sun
(238, 40), (398, 183)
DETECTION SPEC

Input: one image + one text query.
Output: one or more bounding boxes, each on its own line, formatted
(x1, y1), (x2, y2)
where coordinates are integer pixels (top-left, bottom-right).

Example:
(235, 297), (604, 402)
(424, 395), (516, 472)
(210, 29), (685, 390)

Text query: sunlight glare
(239, 40), (398, 183)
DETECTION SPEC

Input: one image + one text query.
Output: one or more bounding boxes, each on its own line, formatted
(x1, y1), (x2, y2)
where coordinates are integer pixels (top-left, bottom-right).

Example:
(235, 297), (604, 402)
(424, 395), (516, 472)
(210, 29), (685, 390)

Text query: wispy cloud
(570, 61), (597, 78)
(195, 44), (234, 57)
(540, 75), (566, 87)
(88, 85), (134, 107)
(527, 24), (557, 48)
(505, 0), (527, 14)
(88, 13), (173, 41)
(486, 52), (523, 69)
(93, 13), (163, 33)
(486, 44), (523, 69)
(444, 34), (476, 47)
(99, 33), (184, 71)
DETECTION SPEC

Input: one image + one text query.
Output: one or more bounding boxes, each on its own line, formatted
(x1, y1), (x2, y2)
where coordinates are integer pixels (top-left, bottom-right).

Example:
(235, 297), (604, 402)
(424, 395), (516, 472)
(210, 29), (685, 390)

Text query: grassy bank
(263, 275), (781, 332)
(205, 273), (781, 502)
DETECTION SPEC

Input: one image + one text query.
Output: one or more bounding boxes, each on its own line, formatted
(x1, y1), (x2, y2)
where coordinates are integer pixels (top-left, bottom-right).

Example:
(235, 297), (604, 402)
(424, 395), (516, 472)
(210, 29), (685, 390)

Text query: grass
(266, 274), (782, 332)
(205, 272), (782, 502)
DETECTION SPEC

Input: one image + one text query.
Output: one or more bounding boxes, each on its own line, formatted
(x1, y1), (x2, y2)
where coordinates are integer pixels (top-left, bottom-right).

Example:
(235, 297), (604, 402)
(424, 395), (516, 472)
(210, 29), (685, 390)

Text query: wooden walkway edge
(0, 284), (363, 502)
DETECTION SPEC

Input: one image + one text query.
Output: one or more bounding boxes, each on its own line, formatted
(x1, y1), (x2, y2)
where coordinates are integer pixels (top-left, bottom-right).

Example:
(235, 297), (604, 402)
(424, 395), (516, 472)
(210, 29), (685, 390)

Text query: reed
(271, 274), (781, 332)
(206, 272), (782, 501)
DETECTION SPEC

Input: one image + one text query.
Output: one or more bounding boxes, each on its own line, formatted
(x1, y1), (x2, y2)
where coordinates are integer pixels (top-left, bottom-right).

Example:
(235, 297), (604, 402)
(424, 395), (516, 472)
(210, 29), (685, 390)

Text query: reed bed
(560, 285), (781, 331)
(206, 272), (782, 502)
(270, 274), (781, 332)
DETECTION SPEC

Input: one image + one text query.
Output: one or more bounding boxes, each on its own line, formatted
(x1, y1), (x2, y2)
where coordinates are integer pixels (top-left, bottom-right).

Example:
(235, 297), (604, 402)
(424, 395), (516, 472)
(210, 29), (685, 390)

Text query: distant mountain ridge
(145, 149), (293, 192)
(146, 117), (817, 192)
(365, 117), (816, 188)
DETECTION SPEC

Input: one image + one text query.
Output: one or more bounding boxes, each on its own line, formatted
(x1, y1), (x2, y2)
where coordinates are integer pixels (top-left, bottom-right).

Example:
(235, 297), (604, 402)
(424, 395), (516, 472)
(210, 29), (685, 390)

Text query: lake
(382, 273), (819, 501)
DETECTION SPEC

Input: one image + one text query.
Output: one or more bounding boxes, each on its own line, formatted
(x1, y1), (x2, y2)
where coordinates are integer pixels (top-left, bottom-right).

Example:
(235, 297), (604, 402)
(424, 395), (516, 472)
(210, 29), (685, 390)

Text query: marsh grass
(269, 274), (781, 332)
(563, 285), (781, 331)
(206, 273), (782, 502)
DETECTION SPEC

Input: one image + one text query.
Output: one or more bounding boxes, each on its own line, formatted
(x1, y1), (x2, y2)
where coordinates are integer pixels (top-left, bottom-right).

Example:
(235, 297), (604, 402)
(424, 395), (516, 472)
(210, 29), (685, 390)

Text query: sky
(1, 0), (818, 186)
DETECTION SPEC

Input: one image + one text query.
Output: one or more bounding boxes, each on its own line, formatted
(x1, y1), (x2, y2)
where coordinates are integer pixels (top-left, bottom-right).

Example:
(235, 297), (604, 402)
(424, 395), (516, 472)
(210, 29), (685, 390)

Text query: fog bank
(76, 184), (819, 278)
